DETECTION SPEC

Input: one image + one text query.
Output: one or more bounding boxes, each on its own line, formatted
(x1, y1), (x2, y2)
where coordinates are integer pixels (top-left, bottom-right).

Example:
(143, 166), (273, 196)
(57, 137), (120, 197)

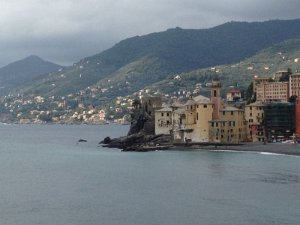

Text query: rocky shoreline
(100, 133), (173, 152)
(100, 135), (300, 156)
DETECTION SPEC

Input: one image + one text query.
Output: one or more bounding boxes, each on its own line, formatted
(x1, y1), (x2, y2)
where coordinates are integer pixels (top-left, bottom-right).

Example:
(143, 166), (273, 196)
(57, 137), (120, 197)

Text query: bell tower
(210, 75), (222, 120)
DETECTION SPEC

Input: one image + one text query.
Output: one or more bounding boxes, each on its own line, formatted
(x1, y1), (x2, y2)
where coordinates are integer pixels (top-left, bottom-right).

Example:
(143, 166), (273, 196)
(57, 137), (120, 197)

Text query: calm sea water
(0, 124), (299, 225)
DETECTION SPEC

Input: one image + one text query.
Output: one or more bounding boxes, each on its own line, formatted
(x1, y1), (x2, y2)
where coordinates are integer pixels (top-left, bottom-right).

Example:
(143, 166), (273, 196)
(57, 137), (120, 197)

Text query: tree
(245, 82), (255, 103)
(38, 114), (52, 122)
(132, 99), (141, 109)
(279, 68), (292, 82)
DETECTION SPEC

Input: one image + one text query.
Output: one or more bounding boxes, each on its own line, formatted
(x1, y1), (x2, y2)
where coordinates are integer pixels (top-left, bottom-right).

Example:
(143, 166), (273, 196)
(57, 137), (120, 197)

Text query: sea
(0, 124), (299, 225)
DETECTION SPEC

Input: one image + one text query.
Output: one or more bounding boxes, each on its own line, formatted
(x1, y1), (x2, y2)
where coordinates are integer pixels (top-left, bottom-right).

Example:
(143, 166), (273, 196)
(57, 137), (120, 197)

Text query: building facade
(175, 96), (213, 143)
(209, 106), (247, 144)
(245, 102), (265, 142)
(263, 102), (295, 141)
(155, 107), (172, 135)
(256, 82), (289, 102)
(210, 78), (222, 120)
(226, 88), (241, 102)
(295, 97), (300, 138)
(289, 73), (300, 97)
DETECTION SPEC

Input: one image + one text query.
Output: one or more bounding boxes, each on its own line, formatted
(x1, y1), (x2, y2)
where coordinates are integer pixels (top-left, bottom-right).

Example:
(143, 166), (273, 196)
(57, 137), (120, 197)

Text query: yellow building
(173, 95), (213, 143)
(209, 106), (247, 144)
(245, 102), (265, 142)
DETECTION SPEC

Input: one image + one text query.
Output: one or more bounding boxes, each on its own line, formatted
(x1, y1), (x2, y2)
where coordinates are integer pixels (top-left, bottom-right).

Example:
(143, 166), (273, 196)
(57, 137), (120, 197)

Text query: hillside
(16, 18), (300, 98)
(0, 55), (63, 94)
(147, 38), (300, 97)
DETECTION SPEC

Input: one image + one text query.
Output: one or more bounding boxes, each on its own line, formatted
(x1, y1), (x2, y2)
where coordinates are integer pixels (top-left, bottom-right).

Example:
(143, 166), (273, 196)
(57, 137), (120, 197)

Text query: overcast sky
(0, 0), (299, 67)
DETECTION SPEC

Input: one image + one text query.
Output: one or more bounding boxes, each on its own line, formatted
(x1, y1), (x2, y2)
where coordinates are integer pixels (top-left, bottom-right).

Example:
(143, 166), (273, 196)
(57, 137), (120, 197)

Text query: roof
(193, 95), (211, 104)
(227, 88), (241, 94)
(174, 108), (185, 114)
(246, 101), (264, 107)
(171, 102), (184, 108)
(155, 107), (172, 112)
(185, 99), (196, 106)
(220, 106), (243, 112)
(291, 73), (300, 77)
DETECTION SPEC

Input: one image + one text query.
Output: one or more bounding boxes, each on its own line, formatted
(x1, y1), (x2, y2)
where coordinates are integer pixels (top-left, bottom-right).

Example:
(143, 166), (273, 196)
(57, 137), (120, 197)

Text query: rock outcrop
(100, 97), (172, 151)
(100, 133), (172, 151)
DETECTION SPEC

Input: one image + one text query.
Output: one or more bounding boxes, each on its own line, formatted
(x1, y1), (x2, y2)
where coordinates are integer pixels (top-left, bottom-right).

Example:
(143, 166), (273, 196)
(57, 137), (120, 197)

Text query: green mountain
(0, 55), (63, 94)
(17, 18), (300, 98)
(148, 38), (300, 97)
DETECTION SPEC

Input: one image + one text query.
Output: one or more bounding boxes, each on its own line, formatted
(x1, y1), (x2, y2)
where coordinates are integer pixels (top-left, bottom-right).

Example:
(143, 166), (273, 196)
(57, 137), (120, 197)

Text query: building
(210, 77), (223, 120)
(256, 81), (289, 102)
(173, 95), (213, 143)
(209, 106), (247, 144)
(190, 96), (213, 142)
(289, 73), (300, 97)
(245, 102), (265, 142)
(263, 102), (295, 141)
(295, 97), (300, 138)
(155, 107), (172, 135)
(226, 87), (241, 102)
(253, 76), (272, 93)
(155, 78), (250, 145)
(170, 103), (186, 143)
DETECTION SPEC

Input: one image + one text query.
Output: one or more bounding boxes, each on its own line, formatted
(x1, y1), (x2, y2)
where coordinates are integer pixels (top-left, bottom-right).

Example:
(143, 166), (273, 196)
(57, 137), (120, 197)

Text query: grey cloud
(0, 0), (299, 67)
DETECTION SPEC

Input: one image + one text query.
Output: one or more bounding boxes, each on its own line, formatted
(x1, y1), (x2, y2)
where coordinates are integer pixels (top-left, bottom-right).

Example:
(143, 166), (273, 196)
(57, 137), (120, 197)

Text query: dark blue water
(0, 124), (299, 225)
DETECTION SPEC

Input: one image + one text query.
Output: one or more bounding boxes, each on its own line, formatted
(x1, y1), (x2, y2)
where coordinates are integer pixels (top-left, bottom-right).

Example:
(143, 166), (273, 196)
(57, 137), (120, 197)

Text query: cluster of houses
(149, 71), (300, 144)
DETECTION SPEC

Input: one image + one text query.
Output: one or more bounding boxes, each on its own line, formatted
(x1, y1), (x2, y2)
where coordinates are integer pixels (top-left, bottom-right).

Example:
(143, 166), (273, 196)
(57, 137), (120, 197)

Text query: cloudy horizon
(0, 0), (299, 67)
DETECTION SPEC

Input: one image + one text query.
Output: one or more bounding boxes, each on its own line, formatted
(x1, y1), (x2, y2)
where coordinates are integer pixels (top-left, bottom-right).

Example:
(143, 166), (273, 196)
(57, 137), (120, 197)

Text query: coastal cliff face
(127, 107), (153, 135)
(101, 97), (172, 151)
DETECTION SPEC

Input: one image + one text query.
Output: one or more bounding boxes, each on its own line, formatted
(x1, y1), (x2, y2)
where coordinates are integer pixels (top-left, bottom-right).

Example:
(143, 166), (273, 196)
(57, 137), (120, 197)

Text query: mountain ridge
(8, 18), (300, 99)
(0, 55), (63, 93)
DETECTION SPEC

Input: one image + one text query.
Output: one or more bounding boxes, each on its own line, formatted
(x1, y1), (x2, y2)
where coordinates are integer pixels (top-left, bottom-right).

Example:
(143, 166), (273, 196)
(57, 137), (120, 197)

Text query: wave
(259, 152), (285, 156)
(210, 149), (300, 158)
(259, 152), (300, 158)
(210, 150), (247, 153)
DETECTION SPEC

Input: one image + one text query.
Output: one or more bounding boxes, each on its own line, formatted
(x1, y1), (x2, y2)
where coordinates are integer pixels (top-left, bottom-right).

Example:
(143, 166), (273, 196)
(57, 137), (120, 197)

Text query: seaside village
(142, 71), (300, 145)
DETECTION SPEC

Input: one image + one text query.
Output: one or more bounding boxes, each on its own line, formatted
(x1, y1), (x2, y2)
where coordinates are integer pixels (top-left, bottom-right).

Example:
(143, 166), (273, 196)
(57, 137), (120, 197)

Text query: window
(197, 113), (199, 120)
(167, 113), (169, 117)
(204, 104), (207, 108)
(214, 90), (217, 97)
(161, 113), (164, 117)
(231, 111), (233, 115)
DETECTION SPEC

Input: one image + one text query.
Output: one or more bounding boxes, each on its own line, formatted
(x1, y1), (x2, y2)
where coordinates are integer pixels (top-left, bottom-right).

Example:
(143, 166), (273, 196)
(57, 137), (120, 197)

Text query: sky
(0, 0), (300, 67)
